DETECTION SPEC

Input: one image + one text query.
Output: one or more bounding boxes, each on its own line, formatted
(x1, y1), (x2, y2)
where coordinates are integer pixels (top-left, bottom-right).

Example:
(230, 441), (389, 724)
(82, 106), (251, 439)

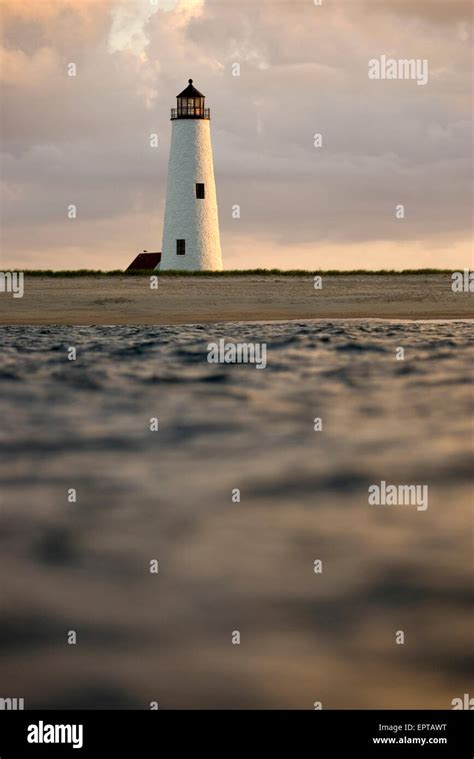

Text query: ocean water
(0, 320), (472, 709)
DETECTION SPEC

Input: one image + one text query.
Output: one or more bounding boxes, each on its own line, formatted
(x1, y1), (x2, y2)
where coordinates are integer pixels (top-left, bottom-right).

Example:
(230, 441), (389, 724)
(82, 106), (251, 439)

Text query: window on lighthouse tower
(196, 183), (205, 199)
(176, 239), (186, 256)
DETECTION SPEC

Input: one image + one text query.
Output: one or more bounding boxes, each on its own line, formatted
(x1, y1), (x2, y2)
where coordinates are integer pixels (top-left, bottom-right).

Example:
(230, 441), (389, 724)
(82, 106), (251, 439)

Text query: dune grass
(18, 268), (455, 277)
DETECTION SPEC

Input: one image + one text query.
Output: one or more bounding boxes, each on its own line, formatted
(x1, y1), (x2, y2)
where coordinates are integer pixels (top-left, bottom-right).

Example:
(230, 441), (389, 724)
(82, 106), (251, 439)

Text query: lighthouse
(159, 79), (223, 271)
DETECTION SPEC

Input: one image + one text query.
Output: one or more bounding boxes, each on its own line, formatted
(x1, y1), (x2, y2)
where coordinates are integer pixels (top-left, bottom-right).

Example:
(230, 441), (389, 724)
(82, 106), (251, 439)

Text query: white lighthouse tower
(159, 79), (223, 271)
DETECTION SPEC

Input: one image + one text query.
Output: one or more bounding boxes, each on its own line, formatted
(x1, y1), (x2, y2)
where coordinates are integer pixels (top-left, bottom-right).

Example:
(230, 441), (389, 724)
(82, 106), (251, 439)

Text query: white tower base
(160, 118), (223, 271)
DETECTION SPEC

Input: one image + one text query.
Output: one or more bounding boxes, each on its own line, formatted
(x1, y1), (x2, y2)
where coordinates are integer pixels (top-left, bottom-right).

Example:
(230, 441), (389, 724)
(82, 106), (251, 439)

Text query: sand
(0, 274), (472, 325)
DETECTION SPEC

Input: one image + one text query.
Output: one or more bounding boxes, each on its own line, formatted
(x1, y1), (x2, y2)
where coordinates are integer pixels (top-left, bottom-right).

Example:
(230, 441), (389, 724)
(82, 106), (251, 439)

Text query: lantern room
(171, 79), (210, 120)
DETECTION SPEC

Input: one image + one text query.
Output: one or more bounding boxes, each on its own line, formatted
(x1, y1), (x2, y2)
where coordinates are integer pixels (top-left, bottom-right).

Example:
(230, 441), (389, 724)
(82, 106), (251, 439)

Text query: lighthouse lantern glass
(177, 95), (204, 117)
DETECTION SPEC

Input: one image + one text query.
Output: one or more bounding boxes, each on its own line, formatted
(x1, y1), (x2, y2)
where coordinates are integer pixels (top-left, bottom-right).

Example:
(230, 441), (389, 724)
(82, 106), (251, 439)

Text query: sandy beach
(0, 274), (472, 325)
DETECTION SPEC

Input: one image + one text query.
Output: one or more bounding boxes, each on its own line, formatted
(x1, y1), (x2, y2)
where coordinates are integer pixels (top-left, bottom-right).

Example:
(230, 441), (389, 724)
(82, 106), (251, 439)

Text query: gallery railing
(171, 107), (210, 120)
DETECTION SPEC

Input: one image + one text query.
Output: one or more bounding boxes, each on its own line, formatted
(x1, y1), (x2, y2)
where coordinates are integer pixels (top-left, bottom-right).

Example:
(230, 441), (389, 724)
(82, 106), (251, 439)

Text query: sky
(0, 0), (472, 270)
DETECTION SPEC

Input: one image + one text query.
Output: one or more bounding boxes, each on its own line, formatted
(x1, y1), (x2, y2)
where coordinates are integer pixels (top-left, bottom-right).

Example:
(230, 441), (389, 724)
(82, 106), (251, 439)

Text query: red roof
(126, 252), (161, 270)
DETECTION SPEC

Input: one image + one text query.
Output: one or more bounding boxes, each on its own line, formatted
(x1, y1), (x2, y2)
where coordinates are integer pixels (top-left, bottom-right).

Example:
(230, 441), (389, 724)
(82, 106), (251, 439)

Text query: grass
(18, 268), (455, 277)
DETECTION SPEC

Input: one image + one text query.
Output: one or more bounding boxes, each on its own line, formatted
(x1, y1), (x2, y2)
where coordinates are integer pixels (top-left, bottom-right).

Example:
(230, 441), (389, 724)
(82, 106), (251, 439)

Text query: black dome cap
(177, 78), (205, 98)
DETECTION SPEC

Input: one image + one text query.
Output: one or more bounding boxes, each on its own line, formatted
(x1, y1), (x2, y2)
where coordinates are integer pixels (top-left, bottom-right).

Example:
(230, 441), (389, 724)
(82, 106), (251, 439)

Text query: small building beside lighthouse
(159, 79), (223, 271)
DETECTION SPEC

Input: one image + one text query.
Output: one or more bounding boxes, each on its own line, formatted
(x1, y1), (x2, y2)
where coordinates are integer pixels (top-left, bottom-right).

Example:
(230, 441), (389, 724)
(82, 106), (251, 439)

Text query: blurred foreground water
(0, 320), (472, 708)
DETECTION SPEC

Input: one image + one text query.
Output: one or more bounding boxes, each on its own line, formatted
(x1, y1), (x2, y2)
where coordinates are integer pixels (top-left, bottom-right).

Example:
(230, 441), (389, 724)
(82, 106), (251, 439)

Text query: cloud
(356, 0), (472, 25)
(1, 0), (114, 54)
